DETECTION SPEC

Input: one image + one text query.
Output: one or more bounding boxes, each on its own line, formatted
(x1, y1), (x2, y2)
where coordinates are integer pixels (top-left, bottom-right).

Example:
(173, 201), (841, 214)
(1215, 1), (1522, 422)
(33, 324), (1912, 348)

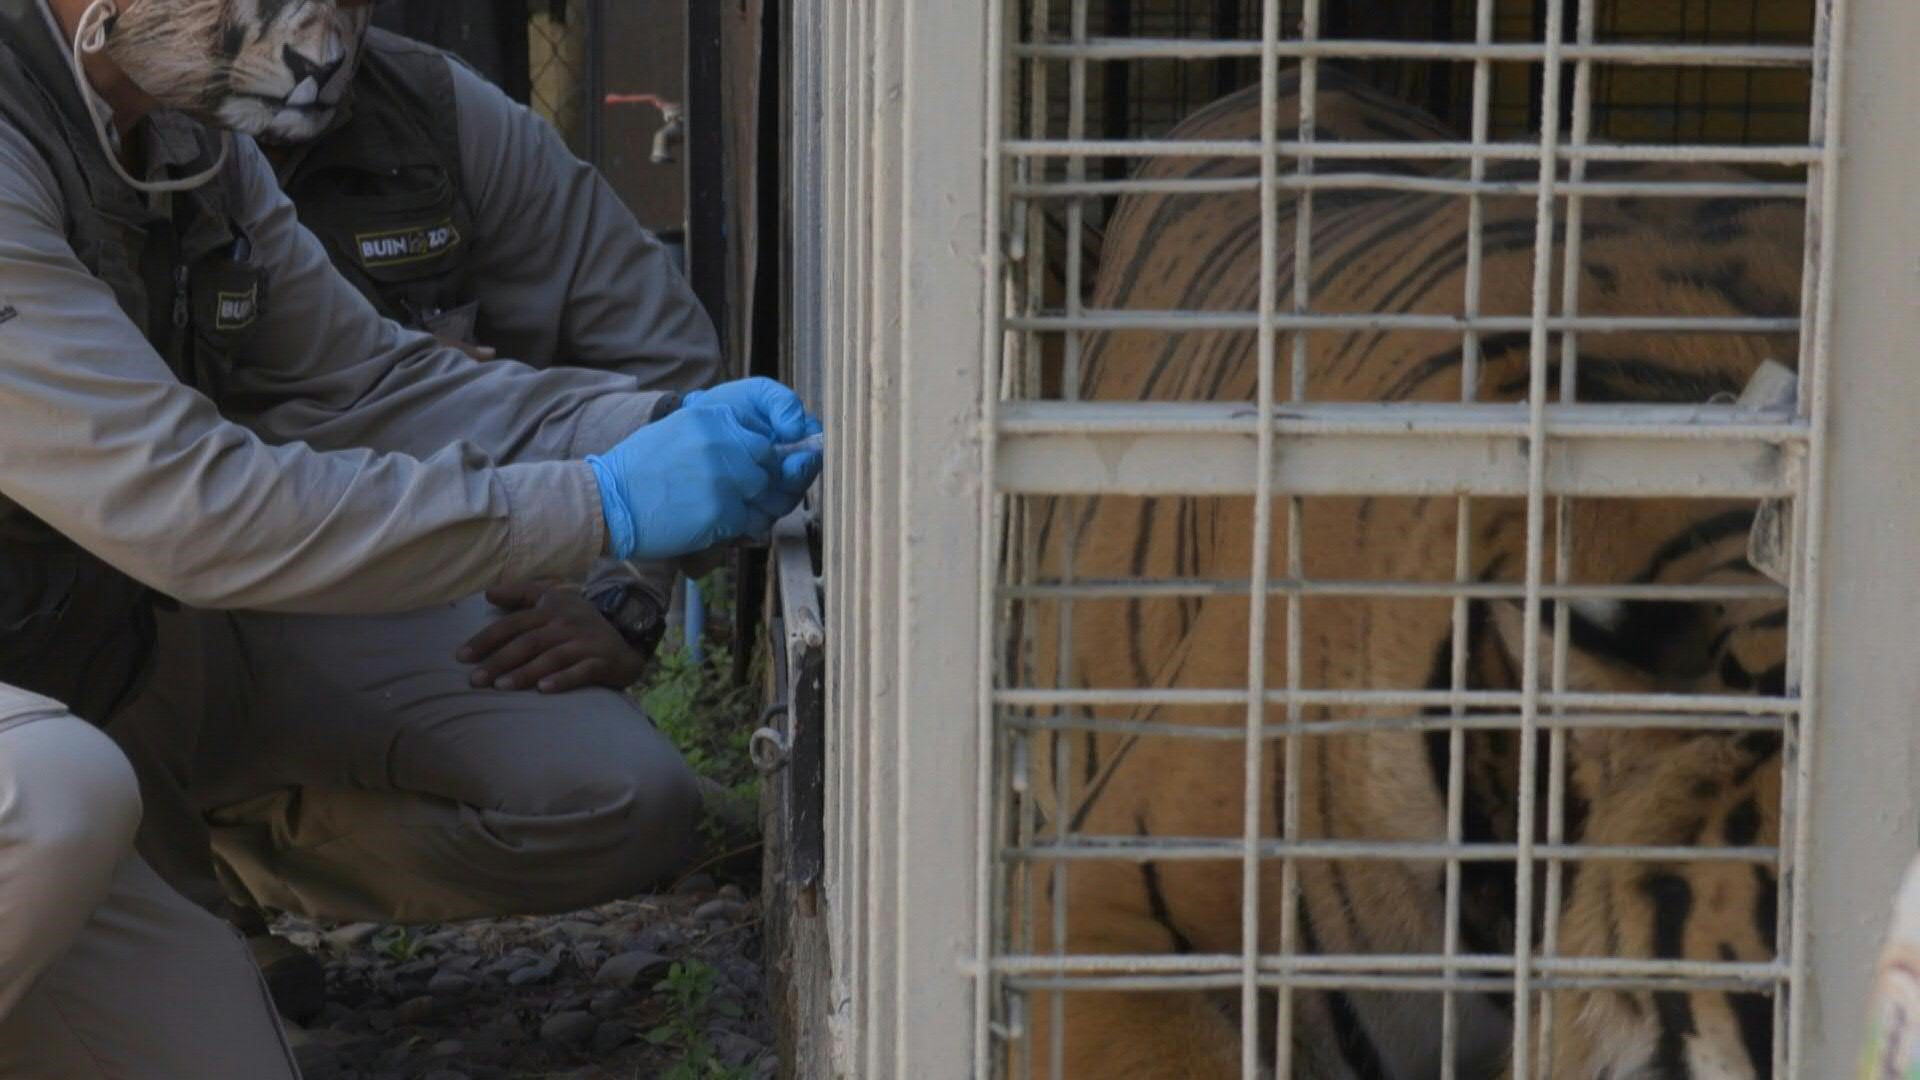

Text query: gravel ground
(283, 577), (771, 1079)
(283, 871), (775, 1080)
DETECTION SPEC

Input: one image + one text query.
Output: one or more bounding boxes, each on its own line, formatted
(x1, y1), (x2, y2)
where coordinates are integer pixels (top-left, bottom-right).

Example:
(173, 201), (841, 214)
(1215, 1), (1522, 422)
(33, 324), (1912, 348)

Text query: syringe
(775, 433), (825, 456)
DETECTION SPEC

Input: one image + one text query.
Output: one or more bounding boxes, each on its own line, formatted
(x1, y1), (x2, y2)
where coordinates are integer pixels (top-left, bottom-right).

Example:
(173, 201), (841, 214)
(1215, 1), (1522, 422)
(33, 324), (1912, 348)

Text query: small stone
(439, 954), (481, 976)
(394, 995), (436, 1024)
(719, 884), (747, 901)
(325, 922), (382, 950)
(485, 1012), (525, 1038)
(588, 989), (626, 1018)
(673, 872), (717, 895)
(634, 924), (686, 953)
(595, 949), (672, 988)
(709, 1030), (763, 1068)
(542, 919), (604, 938)
(364, 1009), (396, 1033)
(539, 1010), (600, 1047)
(708, 1014), (761, 1039)
(507, 958), (558, 986)
(693, 898), (749, 923)
(429, 1039), (466, 1057)
(484, 953), (535, 978)
(590, 1021), (634, 1055)
(427, 971), (472, 996)
(719, 958), (761, 993)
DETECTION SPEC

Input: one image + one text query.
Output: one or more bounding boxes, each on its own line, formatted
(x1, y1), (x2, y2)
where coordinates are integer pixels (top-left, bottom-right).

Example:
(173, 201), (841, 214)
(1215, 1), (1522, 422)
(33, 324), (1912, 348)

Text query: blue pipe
(684, 576), (706, 665)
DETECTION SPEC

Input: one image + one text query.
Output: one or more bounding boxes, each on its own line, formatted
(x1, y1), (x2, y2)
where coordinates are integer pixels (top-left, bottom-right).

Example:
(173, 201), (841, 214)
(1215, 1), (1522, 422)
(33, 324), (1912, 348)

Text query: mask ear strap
(67, 0), (230, 196)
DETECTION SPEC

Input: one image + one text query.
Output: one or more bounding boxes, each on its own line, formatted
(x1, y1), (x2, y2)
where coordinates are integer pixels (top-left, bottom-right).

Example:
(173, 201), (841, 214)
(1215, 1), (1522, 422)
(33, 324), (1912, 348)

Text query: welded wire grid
(529, 0), (590, 151)
(982, 0), (1832, 1076)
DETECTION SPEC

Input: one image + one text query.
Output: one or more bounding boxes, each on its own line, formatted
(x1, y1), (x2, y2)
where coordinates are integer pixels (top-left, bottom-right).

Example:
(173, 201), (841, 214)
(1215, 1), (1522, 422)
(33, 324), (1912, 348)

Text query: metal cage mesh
(988, 0), (1828, 1077)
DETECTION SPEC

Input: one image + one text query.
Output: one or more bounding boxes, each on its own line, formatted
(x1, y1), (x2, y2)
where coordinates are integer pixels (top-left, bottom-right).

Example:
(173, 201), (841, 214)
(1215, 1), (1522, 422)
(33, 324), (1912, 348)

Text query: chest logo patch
(215, 284), (260, 332)
(354, 219), (464, 270)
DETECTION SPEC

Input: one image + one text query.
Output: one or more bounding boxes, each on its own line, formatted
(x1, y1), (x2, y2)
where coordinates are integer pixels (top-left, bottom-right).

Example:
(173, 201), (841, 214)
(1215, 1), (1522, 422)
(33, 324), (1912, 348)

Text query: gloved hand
(588, 379), (823, 560)
(683, 376), (824, 507)
(682, 377), (820, 440)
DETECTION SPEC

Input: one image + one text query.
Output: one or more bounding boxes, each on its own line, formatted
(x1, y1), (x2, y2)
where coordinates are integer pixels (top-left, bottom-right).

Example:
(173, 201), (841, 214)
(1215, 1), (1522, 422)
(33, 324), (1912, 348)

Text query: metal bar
(996, 428), (1797, 499)
(1797, 0), (1920, 1075)
(1238, 0), (1285, 1070)
(583, 0), (606, 168)
(1002, 580), (1786, 602)
(996, 687), (1800, 712)
(1004, 137), (1824, 165)
(1445, 5), (1496, 1063)
(1010, 176), (1807, 199)
(684, 0), (729, 360)
(1539, 3), (1600, 1061)
(975, 0), (1006, 1069)
(1049, 2), (1092, 1072)
(998, 399), (1805, 439)
(849, 0), (876, 1063)
(993, 952), (1788, 980)
(1005, 971), (1780, 994)
(1005, 838), (1780, 865)
(1011, 38), (1812, 66)
(1007, 310), (1800, 334)
(1004, 712), (1790, 740)
(772, 511), (826, 896)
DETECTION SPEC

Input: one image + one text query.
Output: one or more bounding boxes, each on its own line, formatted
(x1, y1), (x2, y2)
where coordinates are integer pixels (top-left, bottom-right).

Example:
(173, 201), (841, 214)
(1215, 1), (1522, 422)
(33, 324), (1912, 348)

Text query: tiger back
(1019, 65), (1802, 1079)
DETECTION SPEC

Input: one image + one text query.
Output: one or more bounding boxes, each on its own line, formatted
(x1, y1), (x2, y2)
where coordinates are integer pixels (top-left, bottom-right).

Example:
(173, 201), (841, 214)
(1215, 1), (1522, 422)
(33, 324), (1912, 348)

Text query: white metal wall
(790, 0), (990, 1074)
(785, 0), (1920, 1076)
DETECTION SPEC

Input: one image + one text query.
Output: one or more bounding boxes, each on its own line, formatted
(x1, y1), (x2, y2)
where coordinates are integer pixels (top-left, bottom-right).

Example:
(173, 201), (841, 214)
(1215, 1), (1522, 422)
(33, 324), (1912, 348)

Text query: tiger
(1017, 64), (1802, 1079)
(92, 0), (371, 143)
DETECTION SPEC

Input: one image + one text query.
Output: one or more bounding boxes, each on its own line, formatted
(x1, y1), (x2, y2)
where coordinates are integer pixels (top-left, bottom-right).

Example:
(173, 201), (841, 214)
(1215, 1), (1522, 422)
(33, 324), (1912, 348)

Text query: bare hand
(456, 583), (649, 693)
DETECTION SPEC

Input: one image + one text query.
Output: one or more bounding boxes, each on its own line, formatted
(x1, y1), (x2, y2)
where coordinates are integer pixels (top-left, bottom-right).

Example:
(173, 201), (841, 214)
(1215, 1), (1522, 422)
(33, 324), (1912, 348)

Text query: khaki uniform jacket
(0, 9), (667, 620)
(269, 33), (723, 602)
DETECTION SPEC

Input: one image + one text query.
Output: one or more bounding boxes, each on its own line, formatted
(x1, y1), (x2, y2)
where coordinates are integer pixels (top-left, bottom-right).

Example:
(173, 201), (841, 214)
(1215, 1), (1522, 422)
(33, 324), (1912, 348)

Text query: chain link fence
(527, 0), (597, 160)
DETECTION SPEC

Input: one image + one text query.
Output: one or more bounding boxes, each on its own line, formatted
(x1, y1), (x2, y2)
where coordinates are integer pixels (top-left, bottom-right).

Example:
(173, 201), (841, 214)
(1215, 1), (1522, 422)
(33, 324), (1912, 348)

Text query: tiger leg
(1027, 859), (1246, 1080)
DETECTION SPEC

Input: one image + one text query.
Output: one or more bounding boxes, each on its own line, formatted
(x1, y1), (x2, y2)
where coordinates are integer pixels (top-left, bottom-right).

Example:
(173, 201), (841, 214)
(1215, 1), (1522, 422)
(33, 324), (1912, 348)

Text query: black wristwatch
(585, 583), (669, 659)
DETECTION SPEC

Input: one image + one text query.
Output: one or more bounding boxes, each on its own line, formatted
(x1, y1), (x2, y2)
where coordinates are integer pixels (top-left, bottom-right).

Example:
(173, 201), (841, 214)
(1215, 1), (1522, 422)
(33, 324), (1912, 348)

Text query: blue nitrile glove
(682, 377), (824, 508)
(589, 380), (823, 560)
(682, 378), (822, 443)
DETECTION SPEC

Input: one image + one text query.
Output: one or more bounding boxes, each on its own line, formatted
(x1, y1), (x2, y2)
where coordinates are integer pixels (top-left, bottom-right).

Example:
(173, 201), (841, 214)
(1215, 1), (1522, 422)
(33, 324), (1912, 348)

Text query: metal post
(1797, 0), (1920, 1072)
(686, 0), (730, 363)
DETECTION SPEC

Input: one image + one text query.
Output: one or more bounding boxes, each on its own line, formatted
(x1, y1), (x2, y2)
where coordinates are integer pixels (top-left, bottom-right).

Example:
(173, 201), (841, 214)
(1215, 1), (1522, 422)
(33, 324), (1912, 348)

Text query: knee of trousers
(0, 713), (143, 912)
(496, 747), (704, 905)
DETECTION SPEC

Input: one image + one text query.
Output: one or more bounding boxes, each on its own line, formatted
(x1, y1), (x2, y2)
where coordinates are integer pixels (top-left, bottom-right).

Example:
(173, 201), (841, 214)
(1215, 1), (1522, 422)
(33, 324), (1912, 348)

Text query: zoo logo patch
(215, 284), (259, 332)
(354, 219), (463, 270)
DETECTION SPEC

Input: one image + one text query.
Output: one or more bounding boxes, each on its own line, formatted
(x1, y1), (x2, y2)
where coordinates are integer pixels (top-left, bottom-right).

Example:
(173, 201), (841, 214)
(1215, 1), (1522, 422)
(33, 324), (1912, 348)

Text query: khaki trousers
(110, 595), (702, 925)
(0, 686), (298, 1079)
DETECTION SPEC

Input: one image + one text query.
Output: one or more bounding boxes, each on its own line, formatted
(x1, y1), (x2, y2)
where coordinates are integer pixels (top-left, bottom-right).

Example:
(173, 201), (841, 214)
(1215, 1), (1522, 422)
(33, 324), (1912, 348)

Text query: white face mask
(63, 0), (373, 192)
(66, 0), (227, 193)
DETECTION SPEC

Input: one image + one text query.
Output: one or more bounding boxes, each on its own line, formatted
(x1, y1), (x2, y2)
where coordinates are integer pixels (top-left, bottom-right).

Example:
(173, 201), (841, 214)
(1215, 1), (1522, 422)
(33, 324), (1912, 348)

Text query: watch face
(592, 586), (668, 653)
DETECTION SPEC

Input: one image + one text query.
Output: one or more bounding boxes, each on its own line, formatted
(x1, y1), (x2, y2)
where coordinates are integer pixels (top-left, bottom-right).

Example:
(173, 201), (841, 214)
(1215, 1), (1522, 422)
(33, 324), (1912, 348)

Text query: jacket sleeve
(0, 124), (606, 614)
(448, 57), (724, 391)
(226, 136), (670, 464)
